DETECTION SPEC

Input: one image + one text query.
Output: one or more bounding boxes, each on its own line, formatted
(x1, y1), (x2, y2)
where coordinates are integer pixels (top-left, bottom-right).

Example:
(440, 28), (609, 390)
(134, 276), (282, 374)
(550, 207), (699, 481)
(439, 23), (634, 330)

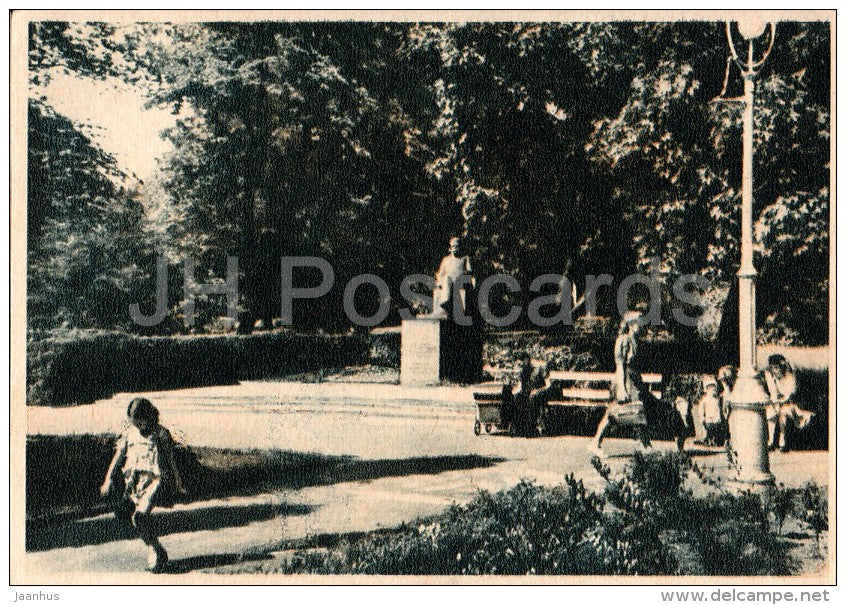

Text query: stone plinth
(400, 317), (482, 387)
(400, 318), (442, 387)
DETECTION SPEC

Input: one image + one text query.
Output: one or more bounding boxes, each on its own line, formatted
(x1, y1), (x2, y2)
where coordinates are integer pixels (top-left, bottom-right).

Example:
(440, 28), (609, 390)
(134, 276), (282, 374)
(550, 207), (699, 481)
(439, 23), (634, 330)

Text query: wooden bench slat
(548, 400), (608, 408)
(549, 395), (662, 408)
(548, 371), (663, 384)
(483, 368), (663, 384)
(474, 380), (507, 390)
(548, 371), (615, 382)
(559, 387), (612, 400)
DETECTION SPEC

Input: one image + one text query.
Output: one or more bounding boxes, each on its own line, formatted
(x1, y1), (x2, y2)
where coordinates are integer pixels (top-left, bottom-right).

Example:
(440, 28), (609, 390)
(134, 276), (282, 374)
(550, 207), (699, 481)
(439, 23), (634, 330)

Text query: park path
(23, 381), (830, 580)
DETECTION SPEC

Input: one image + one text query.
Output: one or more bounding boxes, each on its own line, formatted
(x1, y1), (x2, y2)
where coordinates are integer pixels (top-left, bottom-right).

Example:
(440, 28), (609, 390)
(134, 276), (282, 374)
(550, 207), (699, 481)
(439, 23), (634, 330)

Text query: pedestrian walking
(591, 311), (649, 457)
(100, 397), (186, 573)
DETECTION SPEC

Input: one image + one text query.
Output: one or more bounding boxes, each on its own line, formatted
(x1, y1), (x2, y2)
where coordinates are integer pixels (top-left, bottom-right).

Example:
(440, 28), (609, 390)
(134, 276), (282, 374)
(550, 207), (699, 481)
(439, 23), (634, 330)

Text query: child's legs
(117, 497), (162, 551)
(637, 425), (652, 448)
(131, 477), (164, 550)
(115, 498), (135, 529)
(593, 411), (614, 448)
(131, 510), (161, 548)
(766, 405), (779, 447)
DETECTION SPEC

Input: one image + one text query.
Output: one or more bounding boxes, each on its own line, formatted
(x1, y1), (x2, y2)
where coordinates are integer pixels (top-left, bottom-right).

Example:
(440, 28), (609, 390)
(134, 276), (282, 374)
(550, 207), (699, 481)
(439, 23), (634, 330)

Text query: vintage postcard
(9, 9), (835, 587)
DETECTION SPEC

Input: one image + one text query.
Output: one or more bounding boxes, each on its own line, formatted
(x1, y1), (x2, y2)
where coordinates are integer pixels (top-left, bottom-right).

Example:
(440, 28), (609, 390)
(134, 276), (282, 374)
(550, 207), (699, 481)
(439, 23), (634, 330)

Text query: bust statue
(431, 237), (474, 318)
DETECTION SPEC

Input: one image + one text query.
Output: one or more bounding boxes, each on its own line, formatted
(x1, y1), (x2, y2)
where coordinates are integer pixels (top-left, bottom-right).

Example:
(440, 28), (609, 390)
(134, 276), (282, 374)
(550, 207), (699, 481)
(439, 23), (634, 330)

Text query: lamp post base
(727, 373), (774, 489)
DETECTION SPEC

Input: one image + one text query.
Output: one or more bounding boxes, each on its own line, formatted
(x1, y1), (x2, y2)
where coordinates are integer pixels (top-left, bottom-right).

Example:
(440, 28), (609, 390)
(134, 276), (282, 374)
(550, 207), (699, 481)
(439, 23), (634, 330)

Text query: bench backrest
(548, 370), (663, 385)
(547, 370), (664, 403)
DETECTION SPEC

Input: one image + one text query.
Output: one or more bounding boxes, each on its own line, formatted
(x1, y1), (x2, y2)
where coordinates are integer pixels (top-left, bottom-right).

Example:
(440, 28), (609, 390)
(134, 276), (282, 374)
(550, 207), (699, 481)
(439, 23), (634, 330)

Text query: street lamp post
(724, 19), (776, 487)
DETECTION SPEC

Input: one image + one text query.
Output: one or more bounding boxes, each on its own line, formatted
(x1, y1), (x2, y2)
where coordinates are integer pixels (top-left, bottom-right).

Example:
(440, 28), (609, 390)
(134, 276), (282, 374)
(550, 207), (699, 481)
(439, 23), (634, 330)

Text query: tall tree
(27, 98), (156, 331)
(586, 21), (829, 343)
(149, 22), (456, 330)
(27, 20), (830, 342)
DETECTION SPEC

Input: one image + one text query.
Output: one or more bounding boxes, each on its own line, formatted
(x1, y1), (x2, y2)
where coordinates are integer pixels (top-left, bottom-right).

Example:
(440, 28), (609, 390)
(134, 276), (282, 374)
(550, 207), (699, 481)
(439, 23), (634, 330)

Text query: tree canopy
(26, 20), (830, 344)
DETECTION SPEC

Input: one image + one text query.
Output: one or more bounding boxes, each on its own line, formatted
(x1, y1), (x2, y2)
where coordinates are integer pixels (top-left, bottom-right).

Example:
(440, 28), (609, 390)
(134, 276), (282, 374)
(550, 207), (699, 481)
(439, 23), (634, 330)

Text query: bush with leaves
(27, 330), (369, 405)
(484, 337), (597, 384)
(593, 453), (798, 575)
(796, 482), (828, 557)
(285, 476), (609, 575)
(275, 451), (822, 575)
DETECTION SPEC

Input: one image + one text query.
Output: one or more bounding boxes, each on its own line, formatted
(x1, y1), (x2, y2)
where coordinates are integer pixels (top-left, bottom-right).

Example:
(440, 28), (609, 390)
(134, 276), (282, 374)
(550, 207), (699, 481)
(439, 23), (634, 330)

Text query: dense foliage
(27, 21), (830, 343)
(275, 452), (825, 575)
(26, 330), (368, 405)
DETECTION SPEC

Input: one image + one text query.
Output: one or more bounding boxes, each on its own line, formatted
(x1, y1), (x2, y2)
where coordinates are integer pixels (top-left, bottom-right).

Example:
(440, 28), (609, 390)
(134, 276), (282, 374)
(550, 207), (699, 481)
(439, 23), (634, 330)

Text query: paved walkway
(23, 381), (830, 580)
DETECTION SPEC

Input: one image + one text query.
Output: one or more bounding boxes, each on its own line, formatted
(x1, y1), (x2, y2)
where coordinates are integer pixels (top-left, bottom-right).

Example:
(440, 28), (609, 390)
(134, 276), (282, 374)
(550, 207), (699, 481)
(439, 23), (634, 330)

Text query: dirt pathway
(23, 381), (830, 580)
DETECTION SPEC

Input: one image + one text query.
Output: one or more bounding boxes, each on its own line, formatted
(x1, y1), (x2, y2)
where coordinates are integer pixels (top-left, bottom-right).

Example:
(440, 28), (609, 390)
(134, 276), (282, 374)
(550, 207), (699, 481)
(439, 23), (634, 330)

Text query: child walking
(100, 397), (186, 573)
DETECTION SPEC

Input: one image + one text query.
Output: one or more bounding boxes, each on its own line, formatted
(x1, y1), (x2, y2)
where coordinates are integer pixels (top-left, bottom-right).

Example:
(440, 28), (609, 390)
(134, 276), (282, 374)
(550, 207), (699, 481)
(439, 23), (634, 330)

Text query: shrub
(25, 434), (357, 523)
(369, 330), (400, 368)
(484, 338), (597, 384)
(593, 453), (796, 576)
(663, 374), (704, 404)
(284, 476), (607, 575)
(25, 434), (116, 520)
(278, 452), (815, 575)
(796, 482), (828, 557)
(27, 330), (369, 405)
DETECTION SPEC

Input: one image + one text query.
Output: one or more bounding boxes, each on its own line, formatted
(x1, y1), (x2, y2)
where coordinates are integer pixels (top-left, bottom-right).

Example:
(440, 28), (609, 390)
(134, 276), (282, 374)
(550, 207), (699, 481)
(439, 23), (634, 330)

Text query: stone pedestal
(400, 318), (442, 387)
(400, 317), (482, 386)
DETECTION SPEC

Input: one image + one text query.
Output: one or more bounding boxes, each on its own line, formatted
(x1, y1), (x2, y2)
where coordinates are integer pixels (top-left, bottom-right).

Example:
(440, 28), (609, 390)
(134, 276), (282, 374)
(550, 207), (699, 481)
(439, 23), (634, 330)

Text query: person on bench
(509, 355), (554, 436)
(763, 354), (814, 452)
(591, 310), (650, 457)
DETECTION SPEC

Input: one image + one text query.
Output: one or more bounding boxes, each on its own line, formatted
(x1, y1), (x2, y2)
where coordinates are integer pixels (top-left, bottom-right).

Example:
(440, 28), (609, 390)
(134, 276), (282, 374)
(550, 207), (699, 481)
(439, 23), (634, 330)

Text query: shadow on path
(165, 552), (273, 574)
(27, 446), (505, 552)
(279, 454), (504, 490)
(27, 501), (313, 552)
(28, 435), (504, 522)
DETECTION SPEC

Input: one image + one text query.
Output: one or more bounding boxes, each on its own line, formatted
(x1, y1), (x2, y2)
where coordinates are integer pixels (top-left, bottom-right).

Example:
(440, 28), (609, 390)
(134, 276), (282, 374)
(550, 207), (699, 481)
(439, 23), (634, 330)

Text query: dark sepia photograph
(9, 9), (834, 585)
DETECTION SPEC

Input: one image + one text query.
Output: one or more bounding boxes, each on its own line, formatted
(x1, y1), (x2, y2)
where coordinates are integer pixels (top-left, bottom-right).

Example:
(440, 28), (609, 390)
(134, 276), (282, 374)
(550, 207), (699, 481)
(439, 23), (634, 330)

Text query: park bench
(534, 371), (664, 436)
(545, 370), (664, 407)
(472, 380), (513, 435)
(471, 367), (665, 437)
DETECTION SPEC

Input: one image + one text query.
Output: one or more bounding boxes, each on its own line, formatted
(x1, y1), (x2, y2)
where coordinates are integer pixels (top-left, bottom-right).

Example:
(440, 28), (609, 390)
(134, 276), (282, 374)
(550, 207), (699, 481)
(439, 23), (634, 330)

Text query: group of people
(99, 310), (815, 573)
(690, 367), (735, 447)
(591, 311), (815, 457)
(688, 353), (814, 452)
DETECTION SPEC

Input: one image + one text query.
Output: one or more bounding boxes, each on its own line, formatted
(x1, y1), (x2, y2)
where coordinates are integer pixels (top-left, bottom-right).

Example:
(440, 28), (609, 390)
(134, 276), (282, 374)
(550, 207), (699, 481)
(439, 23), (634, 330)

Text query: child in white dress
(100, 398), (185, 572)
(698, 375), (725, 446)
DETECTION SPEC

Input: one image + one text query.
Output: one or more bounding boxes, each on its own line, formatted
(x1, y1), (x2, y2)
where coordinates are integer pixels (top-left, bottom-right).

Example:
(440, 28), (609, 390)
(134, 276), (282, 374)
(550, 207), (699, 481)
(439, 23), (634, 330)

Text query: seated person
(763, 354), (814, 452)
(508, 356), (555, 437)
(716, 366), (736, 420)
(716, 365), (737, 444)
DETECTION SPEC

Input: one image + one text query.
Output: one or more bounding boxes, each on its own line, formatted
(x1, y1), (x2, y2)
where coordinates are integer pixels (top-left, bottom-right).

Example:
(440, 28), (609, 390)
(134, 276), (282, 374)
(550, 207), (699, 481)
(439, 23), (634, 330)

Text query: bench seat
(546, 371), (663, 408)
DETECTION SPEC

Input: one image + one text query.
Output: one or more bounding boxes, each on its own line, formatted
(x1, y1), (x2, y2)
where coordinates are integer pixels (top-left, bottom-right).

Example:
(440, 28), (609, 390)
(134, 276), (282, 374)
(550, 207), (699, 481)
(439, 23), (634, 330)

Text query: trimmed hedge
(27, 330), (369, 406)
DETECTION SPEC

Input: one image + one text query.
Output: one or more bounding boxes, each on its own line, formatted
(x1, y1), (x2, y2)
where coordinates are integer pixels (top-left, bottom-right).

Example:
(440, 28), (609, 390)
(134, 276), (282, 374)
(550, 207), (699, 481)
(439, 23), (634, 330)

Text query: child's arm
(160, 430), (187, 495)
(100, 437), (127, 497)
